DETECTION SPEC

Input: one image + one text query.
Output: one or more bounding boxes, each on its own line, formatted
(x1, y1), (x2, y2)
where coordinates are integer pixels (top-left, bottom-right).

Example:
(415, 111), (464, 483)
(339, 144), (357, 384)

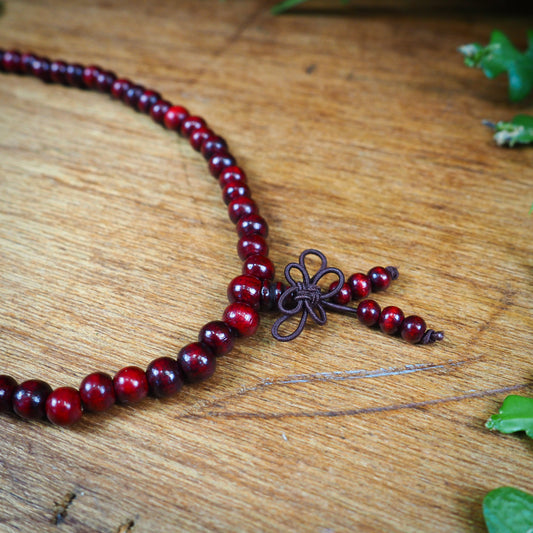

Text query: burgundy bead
(96, 70), (116, 93)
(348, 273), (371, 300)
(46, 387), (83, 427)
(137, 89), (161, 113)
(401, 315), (427, 344)
(242, 254), (275, 281)
(79, 372), (116, 412)
(328, 281), (351, 305)
(201, 134), (228, 160)
(227, 274), (262, 310)
(123, 84), (145, 110)
(65, 63), (85, 88)
(223, 182), (251, 205)
(2, 50), (22, 73)
(149, 99), (171, 125)
(356, 299), (381, 327)
(164, 105), (189, 131)
(12, 379), (52, 420)
(260, 280), (285, 311)
(0, 49), (4, 71)
(237, 234), (268, 260)
(209, 153), (237, 178)
(146, 357), (183, 398)
(50, 60), (68, 84)
(219, 166), (247, 188)
(190, 126), (213, 151)
(0, 375), (17, 413)
(31, 56), (52, 83)
(177, 342), (216, 383)
(368, 266), (392, 292)
(228, 197), (258, 223)
(111, 78), (132, 100)
(179, 115), (207, 138)
(113, 366), (149, 404)
(82, 65), (101, 89)
(236, 214), (269, 239)
(379, 306), (405, 335)
(198, 321), (235, 357)
(20, 52), (38, 74)
(223, 302), (260, 337)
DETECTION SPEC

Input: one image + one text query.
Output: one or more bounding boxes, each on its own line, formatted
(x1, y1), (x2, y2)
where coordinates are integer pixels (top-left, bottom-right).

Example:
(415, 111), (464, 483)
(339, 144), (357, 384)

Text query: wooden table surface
(1, 1), (532, 532)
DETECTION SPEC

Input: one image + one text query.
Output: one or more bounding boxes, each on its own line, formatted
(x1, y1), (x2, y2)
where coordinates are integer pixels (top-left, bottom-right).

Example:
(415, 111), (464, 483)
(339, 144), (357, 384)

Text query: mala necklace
(0, 50), (444, 427)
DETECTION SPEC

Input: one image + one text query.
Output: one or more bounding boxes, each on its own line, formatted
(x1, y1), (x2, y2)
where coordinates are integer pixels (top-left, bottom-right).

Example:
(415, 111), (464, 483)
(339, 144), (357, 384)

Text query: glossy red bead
(368, 266), (391, 292)
(223, 302), (260, 337)
(379, 306), (405, 335)
(46, 387), (83, 427)
(198, 321), (235, 357)
(164, 105), (189, 131)
(328, 281), (351, 305)
(237, 234), (269, 260)
(401, 315), (427, 344)
(21, 52), (38, 74)
(65, 63), (85, 88)
(223, 182), (251, 205)
(242, 254), (275, 281)
(2, 50), (22, 73)
(50, 60), (68, 84)
(82, 65), (101, 89)
(180, 115), (207, 138)
(149, 99), (171, 125)
(227, 275), (262, 310)
(348, 273), (371, 300)
(80, 372), (116, 412)
(228, 197), (258, 223)
(12, 379), (52, 420)
(113, 366), (149, 404)
(31, 57), (52, 83)
(177, 342), (216, 383)
(96, 70), (116, 93)
(236, 214), (269, 239)
(123, 84), (145, 110)
(356, 299), (381, 327)
(111, 78), (132, 100)
(0, 375), (17, 413)
(260, 280), (285, 311)
(190, 126), (213, 151)
(137, 89), (161, 114)
(201, 134), (227, 160)
(209, 153), (237, 178)
(219, 166), (247, 188)
(146, 357), (183, 398)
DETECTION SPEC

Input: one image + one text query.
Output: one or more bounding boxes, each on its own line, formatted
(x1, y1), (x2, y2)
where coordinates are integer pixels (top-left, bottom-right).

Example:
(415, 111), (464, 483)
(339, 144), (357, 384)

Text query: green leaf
(483, 487), (533, 533)
(271, 0), (309, 14)
(486, 395), (533, 436)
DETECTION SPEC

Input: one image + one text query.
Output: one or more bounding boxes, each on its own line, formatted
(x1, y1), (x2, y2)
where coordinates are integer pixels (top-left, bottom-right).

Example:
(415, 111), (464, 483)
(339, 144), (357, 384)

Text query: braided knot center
(294, 282), (322, 308)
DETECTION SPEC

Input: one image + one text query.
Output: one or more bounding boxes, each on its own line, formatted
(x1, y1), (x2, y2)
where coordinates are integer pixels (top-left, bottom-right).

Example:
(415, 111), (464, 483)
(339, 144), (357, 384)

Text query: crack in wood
(115, 519), (135, 533)
(51, 491), (76, 525)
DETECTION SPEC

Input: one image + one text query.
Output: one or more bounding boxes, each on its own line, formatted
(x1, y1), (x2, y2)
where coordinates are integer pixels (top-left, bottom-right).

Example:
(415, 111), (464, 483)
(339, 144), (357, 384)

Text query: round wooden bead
(12, 379), (52, 420)
(348, 273), (371, 300)
(80, 372), (116, 412)
(113, 366), (149, 404)
(177, 343), (216, 383)
(146, 357), (183, 398)
(400, 315), (427, 344)
(46, 387), (83, 427)
(379, 306), (405, 335)
(223, 302), (260, 337)
(356, 299), (381, 327)
(0, 375), (17, 413)
(242, 254), (275, 281)
(237, 234), (268, 260)
(198, 321), (235, 357)
(368, 266), (391, 292)
(328, 281), (351, 305)
(227, 275), (262, 310)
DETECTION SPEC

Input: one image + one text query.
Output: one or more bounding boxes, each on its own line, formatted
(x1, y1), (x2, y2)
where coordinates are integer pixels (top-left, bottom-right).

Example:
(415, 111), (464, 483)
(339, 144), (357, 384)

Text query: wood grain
(1, 1), (532, 532)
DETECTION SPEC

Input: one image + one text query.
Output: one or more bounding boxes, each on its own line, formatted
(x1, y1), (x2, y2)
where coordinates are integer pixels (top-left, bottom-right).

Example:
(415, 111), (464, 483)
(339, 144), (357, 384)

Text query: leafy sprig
(484, 115), (533, 147)
(483, 487), (533, 533)
(486, 395), (533, 437)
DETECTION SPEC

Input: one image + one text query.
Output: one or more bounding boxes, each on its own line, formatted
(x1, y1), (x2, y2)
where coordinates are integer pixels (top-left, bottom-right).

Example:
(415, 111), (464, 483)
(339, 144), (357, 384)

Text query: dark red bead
(189, 126), (213, 151)
(219, 166), (247, 188)
(368, 266), (391, 292)
(401, 315), (427, 344)
(82, 65), (102, 89)
(179, 115), (207, 138)
(223, 302), (260, 337)
(20, 52), (38, 74)
(164, 105), (189, 131)
(228, 197), (258, 223)
(149, 99), (171, 125)
(137, 89), (161, 113)
(209, 153), (237, 178)
(227, 275), (262, 310)
(356, 299), (381, 327)
(50, 60), (68, 84)
(328, 281), (351, 305)
(111, 78), (132, 100)
(96, 70), (116, 93)
(0, 375), (17, 413)
(146, 357), (183, 398)
(12, 379), (52, 420)
(66, 63), (85, 87)
(31, 57), (52, 83)
(113, 366), (149, 404)
(348, 273), (371, 300)
(0, 49), (4, 71)
(223, 183), (251, 205)
(201, 134), (227, 160)
(177, 342), (216, 383)
(379, 306), (405, 335)
(2, 50), (22, 73)
(79, 372), (116, 412)
(236, 214), (269, 239)
(242, 254), (275, 281)
(237, 234), (268, 260)
(260, 280), (285, 311)
(123, 84), (145, 110)
(198, 321), (235, 357)
(46, 387), (83, 427)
